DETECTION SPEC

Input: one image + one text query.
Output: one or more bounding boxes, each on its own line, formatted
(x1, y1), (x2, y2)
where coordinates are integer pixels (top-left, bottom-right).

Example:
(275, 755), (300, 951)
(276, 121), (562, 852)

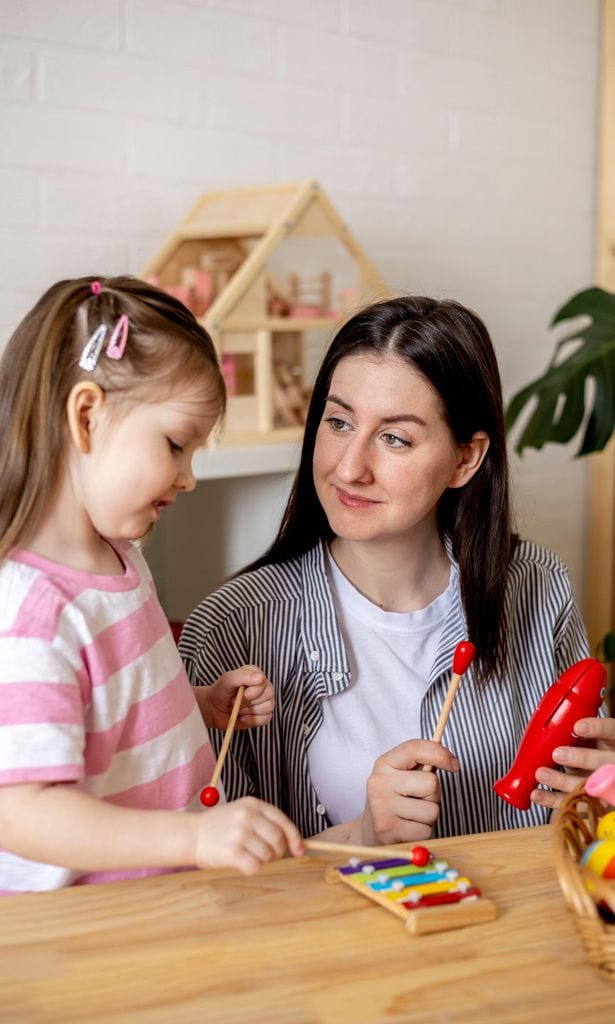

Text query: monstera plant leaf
(506, 287), (615, 456)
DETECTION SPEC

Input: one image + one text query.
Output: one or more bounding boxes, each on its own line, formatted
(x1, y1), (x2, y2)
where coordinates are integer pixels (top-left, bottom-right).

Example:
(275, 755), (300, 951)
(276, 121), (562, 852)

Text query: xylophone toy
(305, 840), (496, 935)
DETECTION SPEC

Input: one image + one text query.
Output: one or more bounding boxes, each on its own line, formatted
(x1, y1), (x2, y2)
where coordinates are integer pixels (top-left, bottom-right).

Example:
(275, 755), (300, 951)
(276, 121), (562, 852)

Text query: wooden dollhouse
(140, 179), (388, 445)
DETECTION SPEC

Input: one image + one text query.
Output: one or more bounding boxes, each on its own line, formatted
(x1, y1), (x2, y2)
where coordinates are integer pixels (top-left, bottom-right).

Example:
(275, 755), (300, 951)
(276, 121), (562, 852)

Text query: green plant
(506, 286), (615, 457)
(506, 286), (615, 687)
(598, 632), (615, 664)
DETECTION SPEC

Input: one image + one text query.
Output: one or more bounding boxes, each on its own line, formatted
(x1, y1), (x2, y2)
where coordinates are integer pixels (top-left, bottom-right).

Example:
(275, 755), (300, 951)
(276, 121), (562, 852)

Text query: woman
(180, 296), (614, 843)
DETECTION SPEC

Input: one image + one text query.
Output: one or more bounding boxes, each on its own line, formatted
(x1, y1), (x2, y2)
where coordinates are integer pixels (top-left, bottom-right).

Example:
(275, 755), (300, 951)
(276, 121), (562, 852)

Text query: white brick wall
(0, 0), (600, 609)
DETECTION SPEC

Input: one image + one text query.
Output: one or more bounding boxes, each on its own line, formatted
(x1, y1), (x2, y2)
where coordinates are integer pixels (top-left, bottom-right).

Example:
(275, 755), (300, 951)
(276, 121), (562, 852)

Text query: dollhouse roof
(140, 179), (388, 328)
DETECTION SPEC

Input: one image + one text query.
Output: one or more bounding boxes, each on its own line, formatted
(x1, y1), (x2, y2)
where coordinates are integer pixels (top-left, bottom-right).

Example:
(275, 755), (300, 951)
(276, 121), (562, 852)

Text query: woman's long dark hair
(244, 296), (516, 684)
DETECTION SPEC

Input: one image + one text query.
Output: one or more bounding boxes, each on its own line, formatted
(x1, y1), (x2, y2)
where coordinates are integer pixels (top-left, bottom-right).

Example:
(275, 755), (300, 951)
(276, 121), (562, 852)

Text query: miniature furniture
(141, 179), (388, 446)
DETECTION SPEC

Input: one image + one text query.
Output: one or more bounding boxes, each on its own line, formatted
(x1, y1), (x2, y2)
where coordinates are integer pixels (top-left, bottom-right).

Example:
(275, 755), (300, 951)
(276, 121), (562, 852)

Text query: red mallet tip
(410, 845), (431, 867)
(452, 640), (476, 676)
(200, 786), (220, 807)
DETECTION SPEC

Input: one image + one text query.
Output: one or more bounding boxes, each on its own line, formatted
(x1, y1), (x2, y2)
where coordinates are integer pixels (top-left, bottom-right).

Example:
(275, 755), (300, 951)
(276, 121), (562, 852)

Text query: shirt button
(309, 650), (319, 662)
(332, 672), (343, 682)
(316, 803), (326, 816)
(303, 724), (309, 736)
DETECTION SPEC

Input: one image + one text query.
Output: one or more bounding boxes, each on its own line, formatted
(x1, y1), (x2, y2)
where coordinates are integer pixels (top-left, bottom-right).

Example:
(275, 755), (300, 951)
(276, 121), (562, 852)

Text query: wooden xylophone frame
(324, 853), (497, 935)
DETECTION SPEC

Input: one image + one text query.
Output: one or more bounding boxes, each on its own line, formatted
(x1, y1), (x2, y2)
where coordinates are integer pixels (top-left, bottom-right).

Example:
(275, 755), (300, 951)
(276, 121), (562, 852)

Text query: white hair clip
(79, 325), (108, 371)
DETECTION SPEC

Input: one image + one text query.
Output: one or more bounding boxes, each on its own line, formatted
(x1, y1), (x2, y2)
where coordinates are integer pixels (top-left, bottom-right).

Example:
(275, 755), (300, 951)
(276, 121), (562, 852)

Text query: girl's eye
(325, 415), (350, 432)
(382, 432), (410, 449)
(167, 438), (183, 454)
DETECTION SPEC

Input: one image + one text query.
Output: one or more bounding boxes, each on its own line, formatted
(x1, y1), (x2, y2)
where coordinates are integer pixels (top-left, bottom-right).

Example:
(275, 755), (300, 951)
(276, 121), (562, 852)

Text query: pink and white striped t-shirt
(0, 541), (217, 893)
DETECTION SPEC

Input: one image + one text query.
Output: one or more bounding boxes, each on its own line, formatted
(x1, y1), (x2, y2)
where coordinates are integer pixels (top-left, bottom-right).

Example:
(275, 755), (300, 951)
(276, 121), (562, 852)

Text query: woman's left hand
(531, 715), (615, 810)
(195, 666), (274, 731)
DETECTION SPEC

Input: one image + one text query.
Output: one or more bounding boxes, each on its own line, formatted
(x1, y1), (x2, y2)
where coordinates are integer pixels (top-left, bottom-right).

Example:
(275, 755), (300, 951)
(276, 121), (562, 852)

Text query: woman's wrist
(356, 807), (376, 845)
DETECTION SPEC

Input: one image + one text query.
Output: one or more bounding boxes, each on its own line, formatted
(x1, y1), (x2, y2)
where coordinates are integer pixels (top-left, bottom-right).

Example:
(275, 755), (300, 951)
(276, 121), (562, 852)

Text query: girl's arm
(0, 782), (304, 877)
(312, 739), (460, 846)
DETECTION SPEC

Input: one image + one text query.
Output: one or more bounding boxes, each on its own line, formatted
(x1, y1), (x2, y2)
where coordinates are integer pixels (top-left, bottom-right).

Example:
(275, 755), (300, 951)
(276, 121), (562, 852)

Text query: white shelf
(193, 442), (301, 481)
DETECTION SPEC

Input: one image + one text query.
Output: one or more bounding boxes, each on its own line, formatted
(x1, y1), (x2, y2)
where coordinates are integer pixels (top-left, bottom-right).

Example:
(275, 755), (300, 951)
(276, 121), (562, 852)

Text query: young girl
(0, 275), (303, 894)
(180, 296), (615, 845)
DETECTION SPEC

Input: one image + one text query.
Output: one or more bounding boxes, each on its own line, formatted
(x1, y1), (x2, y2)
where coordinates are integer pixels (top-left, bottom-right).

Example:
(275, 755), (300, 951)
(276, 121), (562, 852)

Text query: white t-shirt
(307, 550), (458, 825)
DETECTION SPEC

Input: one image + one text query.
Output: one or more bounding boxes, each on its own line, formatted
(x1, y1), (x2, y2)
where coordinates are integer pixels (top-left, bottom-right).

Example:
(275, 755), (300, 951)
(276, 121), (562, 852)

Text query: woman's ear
(66, 382), (105, 454)
(449, 431), (490, 489)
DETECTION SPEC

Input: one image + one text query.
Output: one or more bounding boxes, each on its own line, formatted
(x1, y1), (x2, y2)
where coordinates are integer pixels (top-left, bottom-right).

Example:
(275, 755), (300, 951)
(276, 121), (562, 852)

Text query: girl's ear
(449, 431), (490, 489)
(66, 382), (106, 454)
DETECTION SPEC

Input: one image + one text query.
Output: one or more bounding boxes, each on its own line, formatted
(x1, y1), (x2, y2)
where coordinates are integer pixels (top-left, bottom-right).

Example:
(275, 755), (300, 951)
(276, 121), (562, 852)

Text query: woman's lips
(335, 487), (379, 509)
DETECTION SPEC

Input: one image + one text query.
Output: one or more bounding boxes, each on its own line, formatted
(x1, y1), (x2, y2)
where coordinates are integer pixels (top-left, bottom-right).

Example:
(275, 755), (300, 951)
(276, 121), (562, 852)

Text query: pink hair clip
(79, 324), (108, 371)
(106, 314), (129, 360)
(90, 280), (102, 296)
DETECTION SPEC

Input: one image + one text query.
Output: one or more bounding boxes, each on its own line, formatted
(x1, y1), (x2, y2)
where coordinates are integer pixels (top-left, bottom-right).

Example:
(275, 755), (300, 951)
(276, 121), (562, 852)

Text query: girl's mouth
(152, 500), (173, 519)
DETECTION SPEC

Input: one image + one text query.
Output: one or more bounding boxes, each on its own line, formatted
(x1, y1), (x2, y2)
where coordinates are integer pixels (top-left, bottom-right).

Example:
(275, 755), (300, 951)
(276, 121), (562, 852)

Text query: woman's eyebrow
(325, 393), (352, 410)
(325, 393), (427, 427)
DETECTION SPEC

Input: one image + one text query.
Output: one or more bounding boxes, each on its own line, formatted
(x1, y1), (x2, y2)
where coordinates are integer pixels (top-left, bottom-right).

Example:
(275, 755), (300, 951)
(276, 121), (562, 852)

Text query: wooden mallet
(200, 685), (245, 806)
(304, 839), (431, 865)
(422, 640), (475, 770)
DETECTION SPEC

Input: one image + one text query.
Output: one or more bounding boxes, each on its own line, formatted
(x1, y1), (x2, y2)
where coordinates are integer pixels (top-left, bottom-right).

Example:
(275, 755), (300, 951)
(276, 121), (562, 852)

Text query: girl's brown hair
(0, 275), (225, 561)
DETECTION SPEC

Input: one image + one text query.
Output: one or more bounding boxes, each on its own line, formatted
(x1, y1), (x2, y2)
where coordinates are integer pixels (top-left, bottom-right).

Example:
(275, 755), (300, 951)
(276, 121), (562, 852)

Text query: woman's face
(313, 353), (481, 549)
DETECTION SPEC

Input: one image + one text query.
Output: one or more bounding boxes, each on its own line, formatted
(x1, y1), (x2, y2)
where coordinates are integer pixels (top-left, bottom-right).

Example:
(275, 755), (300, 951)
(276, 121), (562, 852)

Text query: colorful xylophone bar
(325, 849), (497, 935)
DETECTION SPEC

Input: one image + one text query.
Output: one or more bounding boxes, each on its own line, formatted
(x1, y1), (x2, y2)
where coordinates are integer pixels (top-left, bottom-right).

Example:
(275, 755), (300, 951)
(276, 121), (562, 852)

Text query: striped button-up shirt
(180, 539), (589, 838)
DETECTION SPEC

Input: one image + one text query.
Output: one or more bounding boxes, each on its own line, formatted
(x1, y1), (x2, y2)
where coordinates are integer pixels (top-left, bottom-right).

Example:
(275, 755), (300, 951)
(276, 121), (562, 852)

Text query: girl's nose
(176, 461), (197, 493)
(335, 436), (374, 484)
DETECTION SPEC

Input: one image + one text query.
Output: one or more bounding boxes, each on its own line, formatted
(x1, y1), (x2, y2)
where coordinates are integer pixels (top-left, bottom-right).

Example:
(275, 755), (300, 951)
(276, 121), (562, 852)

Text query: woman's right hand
(359, 740), (460, 845)
(192, 797), (304, 875)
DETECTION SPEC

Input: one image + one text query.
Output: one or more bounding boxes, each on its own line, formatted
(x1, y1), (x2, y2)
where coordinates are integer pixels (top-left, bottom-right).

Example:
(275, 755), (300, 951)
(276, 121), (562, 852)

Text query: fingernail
(573, 721), (590, 736)
(250, 672), (262, 682)
(553, 747), (568, 763)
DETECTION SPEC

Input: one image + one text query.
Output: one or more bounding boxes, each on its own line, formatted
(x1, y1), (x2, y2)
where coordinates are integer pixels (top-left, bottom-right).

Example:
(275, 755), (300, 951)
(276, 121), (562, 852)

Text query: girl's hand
(192, 797), (304, 875)
(532, 715), (615, 810)
(195, 666), (274, 730)
(358, 739), (461, 845)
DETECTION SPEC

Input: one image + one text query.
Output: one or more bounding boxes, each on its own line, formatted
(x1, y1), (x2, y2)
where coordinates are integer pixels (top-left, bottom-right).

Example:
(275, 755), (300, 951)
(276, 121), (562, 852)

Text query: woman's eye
(382, 432), (410, 449)
(325, 416), (350, 432)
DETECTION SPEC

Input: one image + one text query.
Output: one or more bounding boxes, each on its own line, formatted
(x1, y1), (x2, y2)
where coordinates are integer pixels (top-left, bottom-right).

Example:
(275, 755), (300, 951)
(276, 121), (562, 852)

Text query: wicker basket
(552, 781), (615, 978)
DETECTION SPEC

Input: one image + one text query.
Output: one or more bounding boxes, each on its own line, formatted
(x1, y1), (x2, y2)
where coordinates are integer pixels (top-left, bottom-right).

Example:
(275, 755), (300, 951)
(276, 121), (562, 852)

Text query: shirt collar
(299, 539), (469, 691)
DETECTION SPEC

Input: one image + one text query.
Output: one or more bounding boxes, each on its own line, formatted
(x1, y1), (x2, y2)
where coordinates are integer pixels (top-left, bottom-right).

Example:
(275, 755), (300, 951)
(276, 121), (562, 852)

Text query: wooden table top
(1, 825), (613, 1023)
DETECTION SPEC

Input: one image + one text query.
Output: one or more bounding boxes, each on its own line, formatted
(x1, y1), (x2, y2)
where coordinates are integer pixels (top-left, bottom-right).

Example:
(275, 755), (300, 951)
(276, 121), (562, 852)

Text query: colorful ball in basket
(596, 811), (615, 840)
(580, 838), (615, 879)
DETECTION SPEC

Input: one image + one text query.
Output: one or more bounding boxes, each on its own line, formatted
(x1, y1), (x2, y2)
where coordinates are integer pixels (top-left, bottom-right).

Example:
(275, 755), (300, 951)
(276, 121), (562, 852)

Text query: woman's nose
(335, 436), (373, 483)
